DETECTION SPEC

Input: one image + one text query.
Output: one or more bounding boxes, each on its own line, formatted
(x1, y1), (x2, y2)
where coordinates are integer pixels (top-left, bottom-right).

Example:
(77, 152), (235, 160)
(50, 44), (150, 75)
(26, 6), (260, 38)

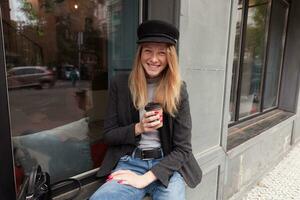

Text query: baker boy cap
(137, 20), (179, 45)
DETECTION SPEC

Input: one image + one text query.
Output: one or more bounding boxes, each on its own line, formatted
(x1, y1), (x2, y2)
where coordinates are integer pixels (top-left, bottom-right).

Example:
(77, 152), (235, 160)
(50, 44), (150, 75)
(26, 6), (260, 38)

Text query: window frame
(0, 0), (181, 199)
(0, 6), (16, 200)
(0, 0), (143, 198)
(229, 0), (290, 126)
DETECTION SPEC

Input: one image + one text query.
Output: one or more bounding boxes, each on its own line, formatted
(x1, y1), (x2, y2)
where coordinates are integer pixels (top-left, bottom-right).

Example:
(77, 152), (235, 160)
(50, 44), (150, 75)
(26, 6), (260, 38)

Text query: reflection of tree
(19, 0), (45, 36)
(246, 4), (267, 62)
(5, 0), (106, 78)
(20, 1), (38, 22)
(245, 3), (268, 96)
(84, 18), (101, 53)
(21, 0), (103, 66)
(56, 15), (78, 65)
(40, 0), (65, 13)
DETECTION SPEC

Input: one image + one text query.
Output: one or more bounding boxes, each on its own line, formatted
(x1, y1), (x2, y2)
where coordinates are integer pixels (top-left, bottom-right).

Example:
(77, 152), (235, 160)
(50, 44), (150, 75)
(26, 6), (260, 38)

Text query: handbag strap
(26, 165), (39, 199)
(24, 165), (82, 200)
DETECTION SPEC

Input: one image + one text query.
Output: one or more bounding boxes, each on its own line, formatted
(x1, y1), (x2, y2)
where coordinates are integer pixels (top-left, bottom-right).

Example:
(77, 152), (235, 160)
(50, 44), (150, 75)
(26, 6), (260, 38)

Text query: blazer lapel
(129, 92), (139, 123)
(159, 113), (172, 154)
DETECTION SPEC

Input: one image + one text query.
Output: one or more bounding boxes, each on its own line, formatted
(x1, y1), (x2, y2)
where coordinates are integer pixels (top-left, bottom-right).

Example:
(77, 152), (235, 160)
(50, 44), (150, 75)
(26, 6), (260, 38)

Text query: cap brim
(137, 37), (176, 45)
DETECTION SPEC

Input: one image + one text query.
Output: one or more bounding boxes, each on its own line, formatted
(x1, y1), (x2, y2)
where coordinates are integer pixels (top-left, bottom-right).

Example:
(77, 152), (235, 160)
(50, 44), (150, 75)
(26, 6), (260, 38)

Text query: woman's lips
(147, 64), (160, 70)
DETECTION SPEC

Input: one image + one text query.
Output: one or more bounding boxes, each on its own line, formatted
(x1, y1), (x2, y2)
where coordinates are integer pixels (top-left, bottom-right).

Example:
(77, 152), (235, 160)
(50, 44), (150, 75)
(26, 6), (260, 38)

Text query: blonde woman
(90, 20), (202, 200)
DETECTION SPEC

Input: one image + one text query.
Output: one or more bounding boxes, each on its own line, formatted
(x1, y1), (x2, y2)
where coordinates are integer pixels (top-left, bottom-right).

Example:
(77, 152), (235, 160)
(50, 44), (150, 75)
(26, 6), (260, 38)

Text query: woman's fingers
(108, 170), (136, 185)
(140, 111), (163, 131)
(143, 111), (156, 118)
(143, 114), (160, 123)
(142, 120), (160, 129)
(148, 120), (160, 127)
(148, 115), (160, 122)
(110, 169), (131, 177)
(108, 170), (151, 189)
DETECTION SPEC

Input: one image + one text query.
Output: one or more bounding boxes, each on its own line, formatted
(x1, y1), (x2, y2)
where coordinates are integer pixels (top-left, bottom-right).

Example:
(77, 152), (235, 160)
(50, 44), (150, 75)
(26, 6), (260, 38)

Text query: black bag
(26, 165), (51, 200)
(17, 165), (82, 200)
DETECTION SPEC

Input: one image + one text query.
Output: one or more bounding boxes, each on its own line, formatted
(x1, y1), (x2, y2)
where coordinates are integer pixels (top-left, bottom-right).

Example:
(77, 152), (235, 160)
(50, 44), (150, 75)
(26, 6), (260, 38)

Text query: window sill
(227, 109), (294, 151)
(51, 168), (104, 199)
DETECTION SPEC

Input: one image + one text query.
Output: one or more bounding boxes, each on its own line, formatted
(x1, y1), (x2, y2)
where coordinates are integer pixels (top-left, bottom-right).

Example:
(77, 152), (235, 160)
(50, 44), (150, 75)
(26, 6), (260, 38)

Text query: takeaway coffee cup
(145, 102), (163, 128)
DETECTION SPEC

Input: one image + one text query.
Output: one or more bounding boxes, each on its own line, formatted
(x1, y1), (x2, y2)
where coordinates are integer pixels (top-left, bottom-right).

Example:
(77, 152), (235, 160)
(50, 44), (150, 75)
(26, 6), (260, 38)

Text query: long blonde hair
(129, 44), (182, 116)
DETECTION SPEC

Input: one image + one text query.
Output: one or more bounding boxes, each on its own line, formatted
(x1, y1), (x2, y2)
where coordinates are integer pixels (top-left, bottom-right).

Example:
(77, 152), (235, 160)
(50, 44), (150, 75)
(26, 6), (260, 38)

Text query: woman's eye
(159, 52), (166, 55)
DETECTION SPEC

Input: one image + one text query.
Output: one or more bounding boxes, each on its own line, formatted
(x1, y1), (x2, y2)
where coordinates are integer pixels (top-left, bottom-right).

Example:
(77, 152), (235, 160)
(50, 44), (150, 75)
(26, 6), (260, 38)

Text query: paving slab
(243, 142), (300, 200)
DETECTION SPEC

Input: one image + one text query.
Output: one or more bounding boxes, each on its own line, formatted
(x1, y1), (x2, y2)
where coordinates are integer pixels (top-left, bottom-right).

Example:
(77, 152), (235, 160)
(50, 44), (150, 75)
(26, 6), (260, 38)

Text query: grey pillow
(13, 118), (93, 183)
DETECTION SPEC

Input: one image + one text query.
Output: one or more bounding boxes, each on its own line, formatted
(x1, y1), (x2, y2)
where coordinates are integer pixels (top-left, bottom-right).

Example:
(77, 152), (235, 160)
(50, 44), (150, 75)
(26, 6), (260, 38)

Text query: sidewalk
(242, 142), (300, 200)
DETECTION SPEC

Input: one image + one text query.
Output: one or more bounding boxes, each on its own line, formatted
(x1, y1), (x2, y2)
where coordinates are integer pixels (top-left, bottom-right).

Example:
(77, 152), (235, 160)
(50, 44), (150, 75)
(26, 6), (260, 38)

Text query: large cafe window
(0, 0), (138, 195)
(229, 0), (289, 124)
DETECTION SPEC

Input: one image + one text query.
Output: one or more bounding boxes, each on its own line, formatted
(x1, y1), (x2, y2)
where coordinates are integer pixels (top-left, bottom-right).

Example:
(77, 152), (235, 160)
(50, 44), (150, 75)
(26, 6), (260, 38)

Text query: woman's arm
(102, 76), (141, 146)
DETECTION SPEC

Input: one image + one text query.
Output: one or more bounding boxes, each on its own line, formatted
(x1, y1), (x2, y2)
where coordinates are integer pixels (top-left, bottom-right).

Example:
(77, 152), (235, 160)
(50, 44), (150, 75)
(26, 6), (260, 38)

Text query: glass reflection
(249, 0), (269, 7)
(1, 0), (138, 195)
(239, 3), (268, 119)
(229, 3), (242, 122)
(263, 0), (288, 110)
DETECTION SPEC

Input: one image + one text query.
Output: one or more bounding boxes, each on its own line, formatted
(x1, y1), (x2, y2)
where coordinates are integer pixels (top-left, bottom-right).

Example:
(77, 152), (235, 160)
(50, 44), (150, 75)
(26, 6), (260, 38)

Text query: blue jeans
(90, 150), (185, 200)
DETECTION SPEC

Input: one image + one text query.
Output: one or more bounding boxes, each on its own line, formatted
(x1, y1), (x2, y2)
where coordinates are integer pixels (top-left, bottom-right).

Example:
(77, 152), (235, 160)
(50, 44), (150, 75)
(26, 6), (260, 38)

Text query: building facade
(0, 0), (300, 199)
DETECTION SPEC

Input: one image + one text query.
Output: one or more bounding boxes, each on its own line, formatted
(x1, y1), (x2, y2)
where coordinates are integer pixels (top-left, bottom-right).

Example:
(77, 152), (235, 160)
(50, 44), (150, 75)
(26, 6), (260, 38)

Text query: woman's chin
(145, 70), (160, 78)
(147, 73), (159, 78)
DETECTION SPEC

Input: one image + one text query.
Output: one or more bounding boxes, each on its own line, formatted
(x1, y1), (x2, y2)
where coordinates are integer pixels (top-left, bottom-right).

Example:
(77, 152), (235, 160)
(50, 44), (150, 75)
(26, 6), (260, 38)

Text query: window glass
(230, 0), (288, 124)
(238, 0), (243, 8)
(249, 0), (269, 7)
(1, 0), (138, 195)
(229, 1), (243, 122)
(239, 3), (268, 119)
(263, 0), (288, 109)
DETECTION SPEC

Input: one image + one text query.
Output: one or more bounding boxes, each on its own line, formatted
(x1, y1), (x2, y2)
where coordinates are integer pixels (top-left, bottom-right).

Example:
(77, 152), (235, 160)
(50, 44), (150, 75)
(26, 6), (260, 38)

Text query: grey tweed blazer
(96, 74), (202, 188)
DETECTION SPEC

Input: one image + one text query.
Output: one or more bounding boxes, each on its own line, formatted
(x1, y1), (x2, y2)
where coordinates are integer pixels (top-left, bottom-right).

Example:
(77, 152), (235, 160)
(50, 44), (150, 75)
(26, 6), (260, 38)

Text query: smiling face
(141, 43), (168, 78)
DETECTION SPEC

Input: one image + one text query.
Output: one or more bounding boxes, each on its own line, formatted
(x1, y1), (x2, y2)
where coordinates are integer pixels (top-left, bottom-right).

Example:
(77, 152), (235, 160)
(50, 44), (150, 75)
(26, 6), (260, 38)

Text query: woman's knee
(153, 172), (186, 200)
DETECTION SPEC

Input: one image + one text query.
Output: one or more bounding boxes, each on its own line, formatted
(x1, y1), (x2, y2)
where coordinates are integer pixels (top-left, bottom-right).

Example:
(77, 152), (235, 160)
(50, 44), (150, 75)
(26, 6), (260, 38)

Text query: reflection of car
(7, 66), (56, 89)
(61, 65), (80, 80)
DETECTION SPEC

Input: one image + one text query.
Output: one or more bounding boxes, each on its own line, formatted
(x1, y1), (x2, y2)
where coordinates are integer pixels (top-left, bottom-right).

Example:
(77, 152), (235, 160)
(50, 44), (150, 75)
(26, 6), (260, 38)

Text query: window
(229, 0), (289, 124)
(1, 0), (138, 197)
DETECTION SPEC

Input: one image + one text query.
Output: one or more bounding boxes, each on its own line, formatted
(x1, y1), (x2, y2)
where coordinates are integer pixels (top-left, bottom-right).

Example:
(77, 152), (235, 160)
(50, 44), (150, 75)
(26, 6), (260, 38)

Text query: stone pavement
(242, 142), (300, 200)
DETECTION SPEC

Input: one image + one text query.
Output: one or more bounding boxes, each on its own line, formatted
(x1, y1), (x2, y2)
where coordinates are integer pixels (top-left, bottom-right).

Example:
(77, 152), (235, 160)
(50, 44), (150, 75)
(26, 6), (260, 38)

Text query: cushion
(13, 118), (93, 183)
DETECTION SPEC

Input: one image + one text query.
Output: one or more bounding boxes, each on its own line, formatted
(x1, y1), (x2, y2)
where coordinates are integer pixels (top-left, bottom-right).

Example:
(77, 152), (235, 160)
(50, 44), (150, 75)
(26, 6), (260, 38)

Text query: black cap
(137, 20), (179, 45)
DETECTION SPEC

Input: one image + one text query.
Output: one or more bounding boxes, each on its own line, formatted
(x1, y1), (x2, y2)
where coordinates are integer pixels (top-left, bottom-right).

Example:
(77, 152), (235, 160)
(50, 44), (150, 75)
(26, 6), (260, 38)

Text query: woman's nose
(150, 53), (159, 63)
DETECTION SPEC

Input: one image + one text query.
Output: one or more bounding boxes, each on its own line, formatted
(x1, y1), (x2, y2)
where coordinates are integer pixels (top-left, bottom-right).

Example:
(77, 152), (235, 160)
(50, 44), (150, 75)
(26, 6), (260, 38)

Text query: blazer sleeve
(150, 82), (193, 187)
(102, 76), (140, 146)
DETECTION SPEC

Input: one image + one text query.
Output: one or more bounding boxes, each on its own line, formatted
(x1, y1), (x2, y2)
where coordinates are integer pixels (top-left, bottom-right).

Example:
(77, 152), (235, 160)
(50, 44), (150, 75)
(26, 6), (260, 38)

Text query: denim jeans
(90, 149), (185, 200)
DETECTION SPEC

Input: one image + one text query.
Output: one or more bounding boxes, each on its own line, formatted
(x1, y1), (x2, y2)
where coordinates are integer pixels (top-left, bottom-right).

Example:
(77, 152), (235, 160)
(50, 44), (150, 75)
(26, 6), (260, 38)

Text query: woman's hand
(108, 170), (157, 189)
(135, 111), (162, 135)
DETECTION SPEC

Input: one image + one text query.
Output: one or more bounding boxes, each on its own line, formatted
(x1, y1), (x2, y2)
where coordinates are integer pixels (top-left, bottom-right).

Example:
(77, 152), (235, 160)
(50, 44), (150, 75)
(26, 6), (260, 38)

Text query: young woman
(90, 20), (202, 200)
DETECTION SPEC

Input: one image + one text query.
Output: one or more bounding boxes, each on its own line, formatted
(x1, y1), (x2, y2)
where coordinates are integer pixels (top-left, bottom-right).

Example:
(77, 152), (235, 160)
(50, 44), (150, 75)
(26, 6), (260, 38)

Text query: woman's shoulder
(180, 80), (188, 97)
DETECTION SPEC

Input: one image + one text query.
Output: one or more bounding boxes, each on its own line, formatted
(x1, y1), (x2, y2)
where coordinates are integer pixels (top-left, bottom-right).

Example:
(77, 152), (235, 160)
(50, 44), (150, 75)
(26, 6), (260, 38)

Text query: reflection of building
(1, 0), (110, 75)
(1, 0), (10, 21)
